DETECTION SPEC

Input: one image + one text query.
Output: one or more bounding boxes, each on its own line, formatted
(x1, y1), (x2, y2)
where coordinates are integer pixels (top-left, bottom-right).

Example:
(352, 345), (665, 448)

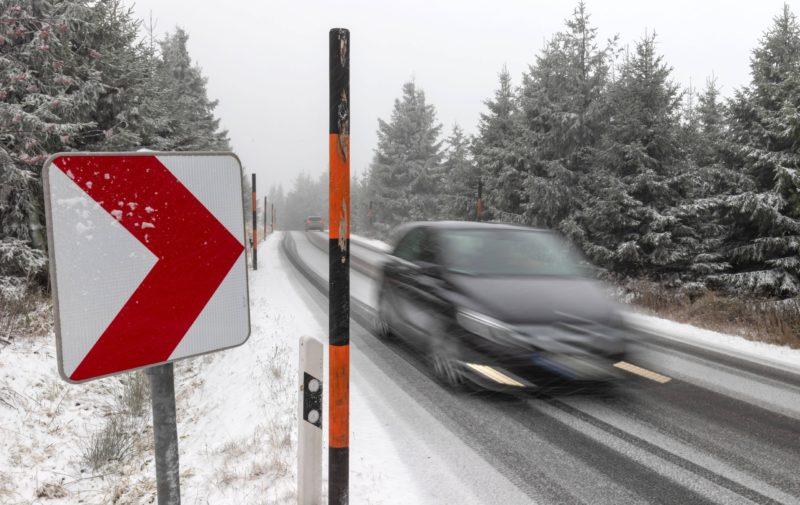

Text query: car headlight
(456, 309), (530, 347)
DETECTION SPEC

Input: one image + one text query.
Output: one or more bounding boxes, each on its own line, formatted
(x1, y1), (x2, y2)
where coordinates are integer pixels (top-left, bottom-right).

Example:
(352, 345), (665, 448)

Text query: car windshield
(439, 228), (588, 277)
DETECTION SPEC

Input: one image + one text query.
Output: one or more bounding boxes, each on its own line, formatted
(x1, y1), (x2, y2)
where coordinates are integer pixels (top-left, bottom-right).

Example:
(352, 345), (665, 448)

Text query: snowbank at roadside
(625, 311), (800, 374)
(351, 234), (390, 253)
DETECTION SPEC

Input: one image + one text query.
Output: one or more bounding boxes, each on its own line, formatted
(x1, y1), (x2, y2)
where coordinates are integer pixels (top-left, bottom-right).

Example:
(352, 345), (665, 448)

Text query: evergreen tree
(711, 4), (800, 297)
(695, 77), (726, 167)
(438, 125), (478, 220)
(350, 170), (371, 233)
(671, 76), (752, 283)
(148, 28), (229, 151)
(472, 66), (523, 221)
(516, 1), (616, 228)
(0, 0), (135, 295)
(0, 2), (230, 298)
(366, 81), (442, 234)
(575, 33), (685, 276)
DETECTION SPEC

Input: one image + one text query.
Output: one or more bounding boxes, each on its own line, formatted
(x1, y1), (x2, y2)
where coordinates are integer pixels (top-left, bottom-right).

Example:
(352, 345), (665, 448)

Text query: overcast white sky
(130, 0), (790, 189)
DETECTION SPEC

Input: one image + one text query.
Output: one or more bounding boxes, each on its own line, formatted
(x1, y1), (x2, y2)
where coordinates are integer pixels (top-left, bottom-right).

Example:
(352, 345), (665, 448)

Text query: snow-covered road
(284, 230), (800, 505)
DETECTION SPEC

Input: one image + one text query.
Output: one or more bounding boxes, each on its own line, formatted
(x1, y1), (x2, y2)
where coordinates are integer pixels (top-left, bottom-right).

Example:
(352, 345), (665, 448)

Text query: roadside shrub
(117, 372), (149, 418)
(624, 279), (800, 348)
(81, 415), (138, 470)
(82, 372), (150, 470)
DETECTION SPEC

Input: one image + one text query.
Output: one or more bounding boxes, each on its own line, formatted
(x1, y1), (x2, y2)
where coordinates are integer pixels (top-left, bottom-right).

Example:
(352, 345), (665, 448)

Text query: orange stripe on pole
(329, 133), (350, 241)
(329, 344), (349, 448)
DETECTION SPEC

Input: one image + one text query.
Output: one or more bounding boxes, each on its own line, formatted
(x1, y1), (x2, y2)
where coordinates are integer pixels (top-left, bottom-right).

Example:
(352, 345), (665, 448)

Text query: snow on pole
(272, 203), (276, 232)
(328, 27), (350, 505)
(298, 336), (324, 505)
(264, 196), (268, 238)
(252, 173), (257, 269)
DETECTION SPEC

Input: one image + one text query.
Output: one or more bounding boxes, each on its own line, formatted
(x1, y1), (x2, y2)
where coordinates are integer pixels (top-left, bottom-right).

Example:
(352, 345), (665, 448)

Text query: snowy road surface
(284, 230), (800, 505)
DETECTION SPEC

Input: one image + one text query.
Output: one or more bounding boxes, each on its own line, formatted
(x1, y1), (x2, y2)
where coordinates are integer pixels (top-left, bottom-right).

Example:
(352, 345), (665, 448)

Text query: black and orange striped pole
(329, 27), (349, 505)
(252, 173), (257, 269)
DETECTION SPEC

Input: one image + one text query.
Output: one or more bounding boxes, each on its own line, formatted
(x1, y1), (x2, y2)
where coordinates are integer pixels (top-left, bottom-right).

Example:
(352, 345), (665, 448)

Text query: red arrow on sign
(52, 155), (244, 381)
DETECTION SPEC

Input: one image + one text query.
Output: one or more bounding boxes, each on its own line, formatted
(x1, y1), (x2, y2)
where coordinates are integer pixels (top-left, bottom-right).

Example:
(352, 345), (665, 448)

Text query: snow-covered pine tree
(576, 33), (686, 277)
(74, 0), (155, 151)
(516, 1), (615, 229)
(472, 66), (522, 222)
(1, 3), (229, 299)
(438, 125), (479, 220)
(695, 77), (726, 167)
(148, 28), (229, 151)
(350, 170), (371, 233)
(366, 81), (442, 234)
(671, 76), (754, 285)
(709, 4), (800, 298)
(0, 0), (120, 296)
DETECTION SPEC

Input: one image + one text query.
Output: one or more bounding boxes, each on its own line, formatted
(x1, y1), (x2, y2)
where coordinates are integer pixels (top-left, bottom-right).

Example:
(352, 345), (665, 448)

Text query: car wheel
(430, 348), (464, 388)
(374, 295), (392, 339)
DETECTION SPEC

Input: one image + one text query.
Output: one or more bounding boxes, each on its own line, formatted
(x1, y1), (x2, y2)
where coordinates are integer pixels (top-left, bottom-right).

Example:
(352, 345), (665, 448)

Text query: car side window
(393, 228), (424, 262)
(418, 229), (439, 263)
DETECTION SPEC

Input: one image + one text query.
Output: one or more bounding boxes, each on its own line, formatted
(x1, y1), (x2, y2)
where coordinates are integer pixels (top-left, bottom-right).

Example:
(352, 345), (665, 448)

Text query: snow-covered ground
(0, 234), (424, 504)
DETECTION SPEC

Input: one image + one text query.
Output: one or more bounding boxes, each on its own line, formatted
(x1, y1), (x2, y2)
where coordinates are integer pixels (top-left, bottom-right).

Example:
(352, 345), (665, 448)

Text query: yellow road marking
(614, 361), (671, 383)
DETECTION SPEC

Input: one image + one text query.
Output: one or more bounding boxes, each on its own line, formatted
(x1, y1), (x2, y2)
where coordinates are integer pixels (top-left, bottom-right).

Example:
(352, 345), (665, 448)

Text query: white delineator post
(298, 336), (323, 505)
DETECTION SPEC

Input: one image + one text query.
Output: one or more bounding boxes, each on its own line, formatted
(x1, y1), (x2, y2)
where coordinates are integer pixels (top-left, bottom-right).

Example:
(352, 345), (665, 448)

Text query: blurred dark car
(375, 221), (628, 392)
(304, 216), (324, 232)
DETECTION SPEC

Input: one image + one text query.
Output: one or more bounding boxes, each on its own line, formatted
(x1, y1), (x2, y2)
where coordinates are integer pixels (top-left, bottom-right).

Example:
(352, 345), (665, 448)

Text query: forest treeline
(275, 3), (800, 304)
(2, 1), (799, 310)
(1, 0), (229, 301)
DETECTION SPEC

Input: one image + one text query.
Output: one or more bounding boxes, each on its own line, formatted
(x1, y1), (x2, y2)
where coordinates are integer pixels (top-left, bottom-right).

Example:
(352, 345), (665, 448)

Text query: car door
(383, 227), (425, 342)
(386, 227), (450, 346)
(401, 228), (451, 346)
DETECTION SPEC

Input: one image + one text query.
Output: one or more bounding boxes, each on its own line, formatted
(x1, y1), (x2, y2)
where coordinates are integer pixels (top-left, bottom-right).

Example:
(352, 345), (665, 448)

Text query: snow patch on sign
(48, 166), (157, 379)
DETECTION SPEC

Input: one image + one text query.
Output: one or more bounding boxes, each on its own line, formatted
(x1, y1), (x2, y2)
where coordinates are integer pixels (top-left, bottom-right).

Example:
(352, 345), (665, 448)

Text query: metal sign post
(148, 363), (181, 505)
(328, 27), (350, 505)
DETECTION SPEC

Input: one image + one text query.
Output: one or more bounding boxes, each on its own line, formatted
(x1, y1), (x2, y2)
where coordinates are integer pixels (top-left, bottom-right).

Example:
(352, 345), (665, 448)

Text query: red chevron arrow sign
(43, 152), (250, 382)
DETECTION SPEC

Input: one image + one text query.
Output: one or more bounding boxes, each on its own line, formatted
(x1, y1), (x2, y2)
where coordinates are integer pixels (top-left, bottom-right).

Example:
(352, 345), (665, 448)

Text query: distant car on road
(304, 216), (324, 232)
(375, 221), (628, 392)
